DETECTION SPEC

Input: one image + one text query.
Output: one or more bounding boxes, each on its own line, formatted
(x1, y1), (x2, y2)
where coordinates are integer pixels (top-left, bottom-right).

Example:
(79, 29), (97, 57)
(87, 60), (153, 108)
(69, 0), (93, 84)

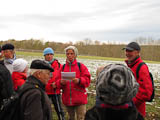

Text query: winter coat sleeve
(45, 60), (61, 94)
(79, 63), (91, 88)
(133, 65), (153, 105)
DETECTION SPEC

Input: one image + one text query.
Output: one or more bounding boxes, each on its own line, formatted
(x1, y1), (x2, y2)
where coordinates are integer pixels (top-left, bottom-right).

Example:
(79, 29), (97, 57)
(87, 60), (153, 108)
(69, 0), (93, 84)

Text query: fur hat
(64, 46), (78, 56)
(43, 47), (54, 56)
(2, 43), (15, 50)
(30, 59), (54, 72)
(13, 58), (28, 72)
(96, 64), (139, 105)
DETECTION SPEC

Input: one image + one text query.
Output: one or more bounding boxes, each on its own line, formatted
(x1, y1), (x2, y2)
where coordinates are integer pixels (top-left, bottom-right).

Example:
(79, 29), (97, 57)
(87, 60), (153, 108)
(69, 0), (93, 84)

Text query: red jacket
(45, 59), (61, 95)
(12, 72), (27, 91)
(56, 59), (91, 106)
(125, 57), (153, 117)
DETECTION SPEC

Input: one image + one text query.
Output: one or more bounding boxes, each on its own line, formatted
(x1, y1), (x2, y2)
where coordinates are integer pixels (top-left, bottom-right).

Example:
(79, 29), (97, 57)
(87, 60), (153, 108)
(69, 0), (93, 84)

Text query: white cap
(13, 58), (28, 72)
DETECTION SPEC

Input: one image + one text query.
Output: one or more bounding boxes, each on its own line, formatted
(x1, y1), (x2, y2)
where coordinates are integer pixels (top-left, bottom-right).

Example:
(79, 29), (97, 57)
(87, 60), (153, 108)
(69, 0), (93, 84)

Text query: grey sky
(0, 0), (160, 43)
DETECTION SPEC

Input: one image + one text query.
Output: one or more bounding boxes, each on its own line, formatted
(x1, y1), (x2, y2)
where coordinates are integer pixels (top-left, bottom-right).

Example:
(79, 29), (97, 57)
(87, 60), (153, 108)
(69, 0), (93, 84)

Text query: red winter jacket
(56, 59), (91, 106)
(45, 59), (61, 95)
(12, 72), (27, 91)
(125, 57), (153, 117)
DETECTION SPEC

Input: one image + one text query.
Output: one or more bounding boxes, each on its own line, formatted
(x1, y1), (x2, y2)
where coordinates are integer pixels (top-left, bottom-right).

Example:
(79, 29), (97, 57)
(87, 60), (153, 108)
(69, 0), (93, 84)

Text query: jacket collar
(66, 59), (77, 65)
(26, 76), (45, 90)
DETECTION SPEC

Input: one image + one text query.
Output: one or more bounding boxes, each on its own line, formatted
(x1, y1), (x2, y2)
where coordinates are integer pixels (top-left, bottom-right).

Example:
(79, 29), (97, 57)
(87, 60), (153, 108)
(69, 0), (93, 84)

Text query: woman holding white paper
(55, 46), (91, 120)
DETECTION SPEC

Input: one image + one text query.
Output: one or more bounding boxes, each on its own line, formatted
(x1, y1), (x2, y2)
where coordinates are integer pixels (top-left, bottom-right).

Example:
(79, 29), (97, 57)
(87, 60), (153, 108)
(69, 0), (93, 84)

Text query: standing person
(20, 59), (54, 120)
(0, 44), (15, 107)
(0, 58), (14, 107)
(85, 64), (140, 120)
(55, 46), (91, 120)
(1, 43), (16, 74)
(12, 58), (28, 91)
(123, 42), (153, 119)
(43, 47), (65, 120)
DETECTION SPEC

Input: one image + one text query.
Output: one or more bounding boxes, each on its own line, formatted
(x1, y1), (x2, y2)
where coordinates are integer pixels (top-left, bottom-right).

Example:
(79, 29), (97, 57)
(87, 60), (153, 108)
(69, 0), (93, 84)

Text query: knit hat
(2, 43), (15, 50)
(43, 47), (54, 56)
(30, 59), (54, 72)
(64, 46), (78, 57)
(13, 58), (28, 72)
(96, 64), (139, 105)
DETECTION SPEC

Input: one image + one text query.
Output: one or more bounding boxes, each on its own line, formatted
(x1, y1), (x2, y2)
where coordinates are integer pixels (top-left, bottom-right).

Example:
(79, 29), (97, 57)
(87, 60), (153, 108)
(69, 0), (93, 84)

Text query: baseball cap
(123, 42), (141, 51)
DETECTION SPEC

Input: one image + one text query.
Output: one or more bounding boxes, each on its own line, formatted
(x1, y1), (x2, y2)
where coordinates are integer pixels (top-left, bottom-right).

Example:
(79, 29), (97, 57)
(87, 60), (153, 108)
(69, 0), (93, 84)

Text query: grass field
(16, 51), (160, 64)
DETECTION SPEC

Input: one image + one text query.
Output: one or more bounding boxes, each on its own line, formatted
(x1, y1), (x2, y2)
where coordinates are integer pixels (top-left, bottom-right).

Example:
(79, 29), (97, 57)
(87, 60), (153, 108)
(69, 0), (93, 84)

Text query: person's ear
(34, 71), (41, 79)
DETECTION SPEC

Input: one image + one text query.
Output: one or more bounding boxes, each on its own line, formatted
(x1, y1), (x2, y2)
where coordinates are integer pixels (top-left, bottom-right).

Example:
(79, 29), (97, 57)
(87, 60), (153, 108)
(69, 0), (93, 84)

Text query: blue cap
(43, 47), (54, 56)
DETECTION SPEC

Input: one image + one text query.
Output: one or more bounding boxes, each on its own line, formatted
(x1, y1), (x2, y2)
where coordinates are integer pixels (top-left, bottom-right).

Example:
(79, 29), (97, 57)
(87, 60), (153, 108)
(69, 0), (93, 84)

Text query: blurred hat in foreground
(96, 64), (139, 105)
(2, 43), (15, 50)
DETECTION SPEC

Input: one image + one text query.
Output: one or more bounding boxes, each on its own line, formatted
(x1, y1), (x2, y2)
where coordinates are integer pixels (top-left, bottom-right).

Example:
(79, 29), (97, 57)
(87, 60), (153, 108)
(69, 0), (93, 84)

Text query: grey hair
(64, 46), (78, 57)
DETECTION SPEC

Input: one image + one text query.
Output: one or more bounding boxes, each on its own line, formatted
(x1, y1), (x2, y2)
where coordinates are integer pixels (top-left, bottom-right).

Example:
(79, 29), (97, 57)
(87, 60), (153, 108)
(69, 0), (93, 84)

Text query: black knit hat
(2, 43), (15, 50)
(123, 42), (140, 51)
(30, 59), (54, 72)
(96, 64), (139, 105)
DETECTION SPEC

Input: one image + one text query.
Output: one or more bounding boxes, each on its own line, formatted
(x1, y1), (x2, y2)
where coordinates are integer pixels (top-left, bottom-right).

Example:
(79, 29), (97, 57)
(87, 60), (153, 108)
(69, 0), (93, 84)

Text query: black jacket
(20, 76), (53, 120)
(85, 104), (142, 120)
(0, 60), (14, 106)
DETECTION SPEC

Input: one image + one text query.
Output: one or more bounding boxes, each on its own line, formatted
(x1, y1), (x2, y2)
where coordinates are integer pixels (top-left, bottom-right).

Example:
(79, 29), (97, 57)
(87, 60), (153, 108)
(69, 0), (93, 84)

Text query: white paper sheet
(61, 72), (76, 80)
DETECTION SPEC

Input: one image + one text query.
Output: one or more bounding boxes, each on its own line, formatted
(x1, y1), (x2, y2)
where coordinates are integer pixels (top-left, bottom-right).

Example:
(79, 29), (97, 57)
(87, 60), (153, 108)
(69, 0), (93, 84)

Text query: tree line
(0, 38), (160, 61)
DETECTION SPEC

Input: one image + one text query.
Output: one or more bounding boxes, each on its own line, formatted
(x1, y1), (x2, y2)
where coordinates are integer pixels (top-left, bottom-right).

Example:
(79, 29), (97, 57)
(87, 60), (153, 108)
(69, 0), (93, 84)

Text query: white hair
(64, 46), (78, 57)
(29, 69), (49, 75)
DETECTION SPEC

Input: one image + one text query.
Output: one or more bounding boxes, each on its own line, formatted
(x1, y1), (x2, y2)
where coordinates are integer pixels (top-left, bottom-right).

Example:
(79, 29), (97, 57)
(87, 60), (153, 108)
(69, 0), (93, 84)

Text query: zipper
(69, 63), (72, 105)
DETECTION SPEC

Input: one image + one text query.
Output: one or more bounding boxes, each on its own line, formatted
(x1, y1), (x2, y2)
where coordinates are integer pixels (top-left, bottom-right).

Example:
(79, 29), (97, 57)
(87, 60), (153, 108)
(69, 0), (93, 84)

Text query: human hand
(72, 78), (79, 84)
(61, 79), (66, 85)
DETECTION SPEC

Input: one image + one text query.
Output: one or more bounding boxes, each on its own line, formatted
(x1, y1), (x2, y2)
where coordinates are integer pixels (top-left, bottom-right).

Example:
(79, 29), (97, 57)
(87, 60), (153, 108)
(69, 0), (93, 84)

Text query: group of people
(0, 42), (153, 120)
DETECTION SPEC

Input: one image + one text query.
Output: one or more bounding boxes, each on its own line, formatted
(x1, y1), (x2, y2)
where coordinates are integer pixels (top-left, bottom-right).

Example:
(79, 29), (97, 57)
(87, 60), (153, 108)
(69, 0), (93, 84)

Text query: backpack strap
(53, 59), (61, 68)
(136, 62), (145, 79)
(77, 62), (81, 72)
(62, 64), (66, 71)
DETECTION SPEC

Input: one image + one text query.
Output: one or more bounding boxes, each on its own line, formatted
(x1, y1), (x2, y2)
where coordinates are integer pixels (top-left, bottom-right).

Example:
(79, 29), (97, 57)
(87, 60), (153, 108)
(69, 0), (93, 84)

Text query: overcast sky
(0, 0), (160, 44)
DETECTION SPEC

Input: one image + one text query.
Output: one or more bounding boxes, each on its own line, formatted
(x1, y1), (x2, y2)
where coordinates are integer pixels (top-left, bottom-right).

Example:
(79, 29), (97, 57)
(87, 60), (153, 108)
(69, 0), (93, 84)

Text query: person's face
(3, 50), (14, 59)
(125, 50), (139, 61)
(44, 54), (53, 61)
(23, 67), (28, 73)
(38, 70), (51, 85)
(66, 49), (76, 62)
